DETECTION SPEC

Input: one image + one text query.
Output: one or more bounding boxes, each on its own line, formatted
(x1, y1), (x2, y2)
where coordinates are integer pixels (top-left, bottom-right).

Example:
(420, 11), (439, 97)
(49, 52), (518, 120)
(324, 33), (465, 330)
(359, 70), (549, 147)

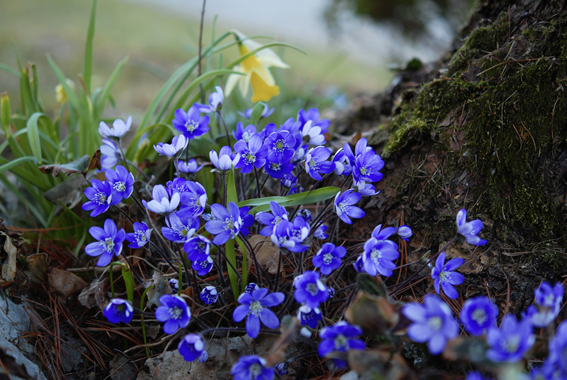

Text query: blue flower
(125, 221), (152, 249)
(178, 181), (208, 217)
(274, 363), (288, 376)
(178, 334), (207, 362)
(239, 207), (255, 236)
(301, 120), (326, 146)
(318, 321), (365, 369)
(460, 296), (499, 336)
(162, 212), (199, 243)
(397, 225), (413, 241)
(549, 320), (567, 373)
(296, 209), (312, 222)
(256, 202), (288, 236)
(100, 138), (121, 169)
(353, 149), (384, 184)
(195, 86), (223, 113)
(270, 220), (308, 253)
(177, 159), (204, 174)
(354, 179), (379, 196)
(143, 185), (180, 214)
(173, 104), (210, 139)
(280, 173), (300, 194)
(297, 305), (322, 329)
(524, 281), (564, 327)
(233, 287), (284, 338)
(403, 295), (459, 355)
(371, 224), (398, 241)
(154, 135), (188, 157)
(210, 146), (240, 172)
(169, 278), (179, 293)
(466, 372), (491, 380)
(184, 235), (212, 262)
(205, 203), (243, 245)
(328, 287), (336, 299)
(486, 314), (534, 362)
(334, 190), (365, 224)
(192, 256), (214, 276)
(238, 104), (275, 120)
(361, 238), (399, 277)
(353, 255), (366, 273)
(82, 179), (117, 217)
(314, 224), (329, 239)
(98, 116), (132, 139)
(231, 355), (274, 380)
(155, 294), (191, 335)
(297, 108), (330, 134)
(294, 271), (328, 308)
(104, 298), (134, 324)
(431, 252), (465, 299)
(200, 286), (218, 305)
(245, 283), (260, 294)
(105, 165), (134, 203)
(333, 146), (354, 176)
(234, 134), (267, 174)
(312, 243), (346, 275)
(264, 156), (294, 179)
(305, 147), (335, 181)
(85, 219), (126, 267)
(265, 130), (296, 162)
(166, 177), (189, 196)
(232, 122), (257, 142)
(456, 209), (487, 246)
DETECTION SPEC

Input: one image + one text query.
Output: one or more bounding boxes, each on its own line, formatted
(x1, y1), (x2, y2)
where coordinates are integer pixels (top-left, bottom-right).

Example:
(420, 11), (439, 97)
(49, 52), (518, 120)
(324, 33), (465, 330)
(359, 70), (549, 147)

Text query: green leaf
(19, 66), (36, 115)
(83, 0), (98, 93)
(26, 113), (44, 163)
(122, 265), (135, 304)
(47, 55), (84, 114)
(0, 156), (36, 175)
(94, 56), (128, 119)
(226, 168), (239, 300)
(238, 186), (340, 213)
(236, 236), (248, 294)
(0, 63), (20, 77)
(249, 102), (266, 125)
(1, 92), (11, 133)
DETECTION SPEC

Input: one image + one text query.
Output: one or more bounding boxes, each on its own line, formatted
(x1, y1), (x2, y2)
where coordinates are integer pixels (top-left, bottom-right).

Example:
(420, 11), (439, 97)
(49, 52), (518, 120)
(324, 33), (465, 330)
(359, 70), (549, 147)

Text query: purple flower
(177, 159), (204, 174)
(460, 296), (499, 336)
(99, 116), (132, 139)
(304, 147), (335, 181)
(233, 287), (284, 338)
(239, 207), (255, 236)
(353, 150), (384, 183)
(178, 334), (207, 362)
(296, 209), (312, 222)
(210, 146), (240, 172)
(264, 156), (294, 179)
(466, 372), (490, 380)
(397, 225), (413, 241)
(234, 134), (267, 174)
(289, 216), (310, 245)
(162, 212), (199, 243)
(143, 185), (180, 214)
(169, 278), (179, 293)
(280, 173), (300, 194)
(178, 181), (208, 217)
(275, 363), (288, 376)
(524, 281), (564, 327)
(104, 298), (133, 324)
(195, 86), (223, 113)
(173, 104), (210, 139)
(361, 237), (399, 277)
(328, 287), (336, 299)
(302, 120), (326, 146)
(298, 305), (322, 329)
(256, 202), (288, 236)
(85, 219), (126, 266)
(200, 286), (218, 305)
(353, 255), (366, 273)
(270, 220), (308, 253)
(371, 224), (398, 241)
(238, 104), (275, 119)
(105, 165), (134, 203)
(314, 224), (328, 239)
(82, 179), (116, 217)
(456, 209), (487, 246)
(486, 314), (534, 362)
(231, 355), (274, 380)
(166, 177), (189, 196)
(318, 321), (365, 369)
(265, 130), (296, 162)
(245, 283), (260, 294)
(354, 179), (379, 196)
(192, 256), (214, 276)
(297, 108), (330, 134)
(232, 122), (257, 142)
(155, 294), (191, 334)
(431, 252), (465, 299)
(184, 235), (212, 262)
(333, 147), (354, 176)
(549, 320), (567, 373)
(125, 221), (152, 249)
(403, 295), (459, 355)
(154, 135), (188, 157)
(294, 271), (328, 308)
(334, 190), (365, 224)
(205, 202), (243, 245)
(313, 243), (346, 275)
(100, 138), (121, 169)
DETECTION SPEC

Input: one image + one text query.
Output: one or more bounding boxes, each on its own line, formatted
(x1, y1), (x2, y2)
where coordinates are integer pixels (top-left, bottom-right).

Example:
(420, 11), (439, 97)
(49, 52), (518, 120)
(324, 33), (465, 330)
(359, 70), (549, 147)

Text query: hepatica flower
(231, 355), (274, 380)
(162, 212), (199, 243)
(271, 220), (308, 253)
(99, 116), (132, 139)
(143, 185), (180, 214)
(318, 321), (365, 369)
(298, 107), (330, 134)
(460, 296), (499, 336)
(294, 271), (328, 308)
(200, 286), (218, 305)
(192, 256), (214, 276)
(155, 294), (191, 335)
(100, 138), (121, 169)
(548, 320), (567, 372)
(85, 219), (126, 267)
(177, 159), (204, 174)
(305, 147), (335, 181)
(178, 181), (208, 217)
(361, 237), (399, 277)
(431, 252), (465, 299)
(169, 278), (179, 294)
(302, 120), (326, 146)
(233, 287), (284, 338)
(353, 150), (384, 183)
(486, 314), (534, 362)
(403, 295), (459, 355)
(456, 209), (487, 246)
(104, 298), (134, 324)
(205, 203), (243, 245)
(125, 221), (152, 249)
(265, 130), (296, 162)
(256, 201), (288, 236)
(105, 165), (134, 203)
(210, 146), (240, 172)
(298, 305), (323, 329)
(313, 243), (346, 275)
(314, 224), (329, 240)
(184, 235), (212, 262)
(82, 179), (117, 217)
(238, 104), (275, 119)
(234, 134), (267, 174)
(333, 147), (354, 176)
(178, 334), (207, 363)
(245, 283), (260, 294)
(524, 281), (564, 327)
(195, 86), (224, 113)
(233, 122), (257, 142)
(172, 104), (210, 139)
(154, 135), (188, 157)
(397, 225), (413, 241)
(264, 156), (293, 179)
(334, 190), (365, 224)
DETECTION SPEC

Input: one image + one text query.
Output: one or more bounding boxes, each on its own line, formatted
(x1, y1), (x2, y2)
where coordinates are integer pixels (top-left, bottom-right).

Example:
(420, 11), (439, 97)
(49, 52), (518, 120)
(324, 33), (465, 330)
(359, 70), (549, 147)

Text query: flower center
(114, 181), (126, 192)
(503, 336), (520, 353)
(249, 301), (263, 316)
(334, 334), (349, 351)
(370, 248), (382, 264)
(275, 140), (285, 151)
(135, 230), (147, 242)
(249, 363), (262, 378)
(428, 316), (442, 331)
(245, 152), (256, 164)
(97, 192), (107, 205)
(169, 306), (184, 319)
(471, 309), (487, 324)
(100, 237), (115, 254)
(185, 120), (199, 132)
(338, 202), (348, 214)
(270, 162), (281, 171)
(323, 253), (334, 265)
(224, 217), (236, 232)
(242, 131), (252, 141)
(439, 270), (449, 282)
(306, 283), (319, 296)
(360, 166), (369, 175)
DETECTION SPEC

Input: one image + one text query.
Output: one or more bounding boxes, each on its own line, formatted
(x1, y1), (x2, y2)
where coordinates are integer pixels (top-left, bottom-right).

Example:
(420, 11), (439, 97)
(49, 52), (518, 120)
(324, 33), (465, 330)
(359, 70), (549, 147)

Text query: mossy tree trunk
(336, 0), (567, 313)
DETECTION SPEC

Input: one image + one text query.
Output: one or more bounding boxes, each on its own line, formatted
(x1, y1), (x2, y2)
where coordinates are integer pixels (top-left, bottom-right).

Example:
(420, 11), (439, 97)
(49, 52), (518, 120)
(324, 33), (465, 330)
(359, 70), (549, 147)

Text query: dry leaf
(266, 316), (299, 367)
(78, 277), (109, 309)
(25, 253), (47, 284)
(345, 291), (399, 335)
(39, 150), (101, 177)
(47, 267), (87, 302)
(247, 235), (281, 275)
(0, 232), (17, 283)
(145, 271), (171, 308)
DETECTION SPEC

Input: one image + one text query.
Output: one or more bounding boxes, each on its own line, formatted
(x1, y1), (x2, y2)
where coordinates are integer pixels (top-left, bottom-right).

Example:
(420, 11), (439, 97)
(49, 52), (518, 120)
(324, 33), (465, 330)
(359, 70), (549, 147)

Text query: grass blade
(0, 63), (19, 77)
(0, 156), (36, 174)
(94, 56), (128, 120)
(26, 112), (43, 163)
(83, 0), (98, 93)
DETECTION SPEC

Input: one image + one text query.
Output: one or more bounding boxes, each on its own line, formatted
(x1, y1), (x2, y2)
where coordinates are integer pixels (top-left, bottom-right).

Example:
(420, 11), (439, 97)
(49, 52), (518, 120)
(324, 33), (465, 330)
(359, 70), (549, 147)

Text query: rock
(0, 336), (47, 380)
(0, 297), (31, 346)
(340, 371), (359, 380)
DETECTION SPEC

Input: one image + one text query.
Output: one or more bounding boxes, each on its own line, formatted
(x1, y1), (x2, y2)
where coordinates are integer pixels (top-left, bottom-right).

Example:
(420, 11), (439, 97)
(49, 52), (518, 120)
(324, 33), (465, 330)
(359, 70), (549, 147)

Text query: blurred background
(0, 0), (474, 117)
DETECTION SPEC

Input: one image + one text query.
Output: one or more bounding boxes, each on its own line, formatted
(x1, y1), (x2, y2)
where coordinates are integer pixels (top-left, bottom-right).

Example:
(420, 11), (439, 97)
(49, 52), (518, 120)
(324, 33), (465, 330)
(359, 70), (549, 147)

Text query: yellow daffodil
(54, 79), (75, 104)
(225, 31), (289, 103)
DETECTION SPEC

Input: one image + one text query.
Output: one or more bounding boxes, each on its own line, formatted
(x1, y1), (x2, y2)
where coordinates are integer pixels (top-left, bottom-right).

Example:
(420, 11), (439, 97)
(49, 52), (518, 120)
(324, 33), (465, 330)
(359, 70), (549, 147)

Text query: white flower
(143, 185), (180, 214)
(99, 116), (132, 139)
(302, 121), (325, 146)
